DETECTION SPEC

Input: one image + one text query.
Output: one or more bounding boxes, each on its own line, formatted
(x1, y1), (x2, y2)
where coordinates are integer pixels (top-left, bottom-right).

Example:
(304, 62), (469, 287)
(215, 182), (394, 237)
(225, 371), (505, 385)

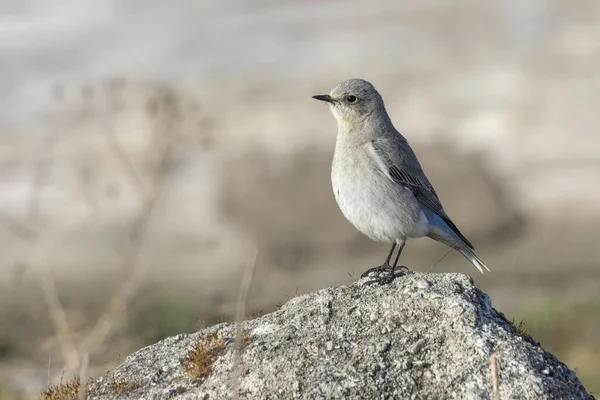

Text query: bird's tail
(425, 211), (490, 274)
(457, 245), (490, 274)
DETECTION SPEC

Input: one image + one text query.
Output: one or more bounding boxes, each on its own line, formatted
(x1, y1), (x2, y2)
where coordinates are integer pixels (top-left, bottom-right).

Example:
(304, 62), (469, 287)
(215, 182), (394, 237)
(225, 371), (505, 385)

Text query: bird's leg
(362, 241), (409, 285)
(392, 241), (409, 272)
(383, 242), (397, 266)
(361, 243), (396, 278)
(379, 241), (407, 283)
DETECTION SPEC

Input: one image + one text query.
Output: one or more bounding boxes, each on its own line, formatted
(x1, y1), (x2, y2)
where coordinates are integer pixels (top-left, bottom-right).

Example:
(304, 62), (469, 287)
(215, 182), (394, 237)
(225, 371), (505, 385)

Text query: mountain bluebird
(313, 79), (488, 281)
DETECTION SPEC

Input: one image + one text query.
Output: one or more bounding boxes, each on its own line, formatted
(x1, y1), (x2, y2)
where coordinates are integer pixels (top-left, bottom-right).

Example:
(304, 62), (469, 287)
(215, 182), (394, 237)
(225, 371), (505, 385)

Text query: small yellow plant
(40, 376), (84, 400)
(113, 377), (141, 395)
(513, 319), (531, 339)
(239, 330), (252, 348)
(183, 332), (227, 383)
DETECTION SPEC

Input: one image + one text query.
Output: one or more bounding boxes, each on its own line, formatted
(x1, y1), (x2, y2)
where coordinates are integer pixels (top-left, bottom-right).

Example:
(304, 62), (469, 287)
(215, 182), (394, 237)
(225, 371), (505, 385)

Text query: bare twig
(29, 130), (61, 223)
(25, 124), (83, 378)
(490, 352), (500, 400)
(31, 81), (189, 384)
(47, 352), (52, 386)
(80, 85), (182, 356)
(37, 260), (80, 376)
(78, 351), (89, 400)
(428, 245), (455, 272)
(100, 124), (150, 201)
(79, 197), (159, 354)
(236, 247), (259, 325)
(232, 246), (259, 398)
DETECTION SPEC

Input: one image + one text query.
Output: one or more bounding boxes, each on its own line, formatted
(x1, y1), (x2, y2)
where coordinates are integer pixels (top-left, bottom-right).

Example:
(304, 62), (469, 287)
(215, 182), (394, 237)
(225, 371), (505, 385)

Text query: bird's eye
(346, 95), (357, 103)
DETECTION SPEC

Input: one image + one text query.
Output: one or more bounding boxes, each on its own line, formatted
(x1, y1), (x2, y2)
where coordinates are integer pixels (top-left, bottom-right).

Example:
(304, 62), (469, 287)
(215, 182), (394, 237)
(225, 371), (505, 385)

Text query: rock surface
(88, 272), (592, 399)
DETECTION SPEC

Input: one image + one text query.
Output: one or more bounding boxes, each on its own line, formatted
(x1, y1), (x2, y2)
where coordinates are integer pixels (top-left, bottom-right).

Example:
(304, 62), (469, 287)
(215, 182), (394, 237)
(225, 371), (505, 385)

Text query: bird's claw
(361, 264), (409, 285)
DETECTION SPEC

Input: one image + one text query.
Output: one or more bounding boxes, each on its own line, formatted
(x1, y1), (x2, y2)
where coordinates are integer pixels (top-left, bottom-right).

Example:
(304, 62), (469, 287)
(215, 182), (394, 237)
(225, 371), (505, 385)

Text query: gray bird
(313, 79), (488, 280)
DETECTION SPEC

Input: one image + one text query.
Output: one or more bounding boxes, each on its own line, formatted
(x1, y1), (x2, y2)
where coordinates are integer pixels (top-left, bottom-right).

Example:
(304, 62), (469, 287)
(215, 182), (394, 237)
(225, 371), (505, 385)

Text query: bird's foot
(361, 264), (409, 285)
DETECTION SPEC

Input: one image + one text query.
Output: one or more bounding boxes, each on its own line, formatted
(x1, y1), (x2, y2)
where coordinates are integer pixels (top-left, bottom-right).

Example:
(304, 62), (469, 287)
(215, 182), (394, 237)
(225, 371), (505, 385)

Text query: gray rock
(88, 272), (592, 400)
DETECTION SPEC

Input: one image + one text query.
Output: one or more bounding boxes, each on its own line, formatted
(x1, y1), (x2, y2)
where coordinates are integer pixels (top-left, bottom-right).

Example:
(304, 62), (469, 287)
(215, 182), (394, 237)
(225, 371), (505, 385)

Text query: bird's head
(312, 79), (384, 126)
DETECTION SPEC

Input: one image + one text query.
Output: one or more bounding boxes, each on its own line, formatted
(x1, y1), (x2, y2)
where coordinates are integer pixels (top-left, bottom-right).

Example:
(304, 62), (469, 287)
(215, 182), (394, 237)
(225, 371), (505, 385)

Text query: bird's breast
(331, 144), (422, 242)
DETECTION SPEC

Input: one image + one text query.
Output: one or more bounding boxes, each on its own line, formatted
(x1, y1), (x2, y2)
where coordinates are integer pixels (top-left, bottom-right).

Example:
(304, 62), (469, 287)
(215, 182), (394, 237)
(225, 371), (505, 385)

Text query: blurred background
(1, 0), (599, 397)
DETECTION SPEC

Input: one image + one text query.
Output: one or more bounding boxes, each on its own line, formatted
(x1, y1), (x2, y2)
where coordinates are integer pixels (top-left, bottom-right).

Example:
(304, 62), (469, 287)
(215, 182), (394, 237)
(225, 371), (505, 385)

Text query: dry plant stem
(232, 247), (259, 398)
(428, 245), (455, 272)
(29, 130), (61, 223)
(37, 266), (81, 375)
(80, 91), (181, 356)
(100, 123), (150, 201)
(236, 247), (259, 327)
(491, 352), (500, 400)
(47, 352), (52, 386)
(27, 129), (82, 377)
(79, 196), (160, 354)
(80, 160), (165, 352)
(78, 351), (89, 400)
(28, 83), (185, 381)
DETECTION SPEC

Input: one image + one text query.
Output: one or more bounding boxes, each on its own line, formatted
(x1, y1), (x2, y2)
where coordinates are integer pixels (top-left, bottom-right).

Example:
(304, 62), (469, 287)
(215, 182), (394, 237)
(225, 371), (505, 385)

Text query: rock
(88, 272), (592, 399)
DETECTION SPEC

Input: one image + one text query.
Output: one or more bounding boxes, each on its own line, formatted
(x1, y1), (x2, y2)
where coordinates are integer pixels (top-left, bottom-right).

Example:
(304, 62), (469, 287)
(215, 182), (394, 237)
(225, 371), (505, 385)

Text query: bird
(312, 78), (488, 281)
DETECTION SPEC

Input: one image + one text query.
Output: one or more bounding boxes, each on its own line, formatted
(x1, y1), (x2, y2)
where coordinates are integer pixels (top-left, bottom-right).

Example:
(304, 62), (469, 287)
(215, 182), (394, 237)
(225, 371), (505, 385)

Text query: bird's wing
(370, 137), (474, 249)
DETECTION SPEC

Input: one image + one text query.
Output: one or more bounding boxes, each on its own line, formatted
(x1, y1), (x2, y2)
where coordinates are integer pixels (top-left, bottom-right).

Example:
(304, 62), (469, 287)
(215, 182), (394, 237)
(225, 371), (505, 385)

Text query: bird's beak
(312, 94), (335, 103)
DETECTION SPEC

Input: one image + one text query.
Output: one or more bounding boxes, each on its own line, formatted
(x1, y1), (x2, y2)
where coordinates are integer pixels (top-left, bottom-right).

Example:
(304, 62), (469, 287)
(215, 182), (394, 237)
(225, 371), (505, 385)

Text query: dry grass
(112, 376), (141, 395)
(231, 247), (258, 398)
(239, 330), (252, 349)
(182, 332), (227, 384)
(40, 376), (86, 400)
(513, 319), (532, 341)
